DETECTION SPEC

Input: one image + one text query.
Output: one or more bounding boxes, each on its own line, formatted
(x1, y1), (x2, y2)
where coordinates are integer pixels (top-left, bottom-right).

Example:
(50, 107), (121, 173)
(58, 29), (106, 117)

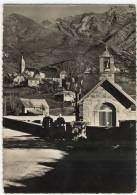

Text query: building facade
(17, 98), (49, 115)
(28, 78), (40, 87)
(55, 90), (75, 102)
(79, 47), (136, 127)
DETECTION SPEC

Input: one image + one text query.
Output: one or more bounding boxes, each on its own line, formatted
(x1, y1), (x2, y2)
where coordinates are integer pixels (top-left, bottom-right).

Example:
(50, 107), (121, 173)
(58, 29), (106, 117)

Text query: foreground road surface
(3, 127), (135, 193)
(3, 128), (67, 188)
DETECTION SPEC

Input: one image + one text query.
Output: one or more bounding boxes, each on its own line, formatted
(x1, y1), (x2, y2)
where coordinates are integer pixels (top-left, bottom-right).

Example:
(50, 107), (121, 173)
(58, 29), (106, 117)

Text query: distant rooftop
(20, 98), (49, 108)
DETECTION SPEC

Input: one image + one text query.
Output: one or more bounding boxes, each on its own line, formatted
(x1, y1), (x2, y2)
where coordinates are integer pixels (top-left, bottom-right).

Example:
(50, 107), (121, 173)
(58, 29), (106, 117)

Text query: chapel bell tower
(99, 46), (115, 82)
(20, 56), (25, 73)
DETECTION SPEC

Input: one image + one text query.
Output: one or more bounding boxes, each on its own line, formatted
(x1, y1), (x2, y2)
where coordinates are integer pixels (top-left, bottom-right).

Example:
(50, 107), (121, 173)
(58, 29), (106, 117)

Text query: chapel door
(99, 104), (113, 127)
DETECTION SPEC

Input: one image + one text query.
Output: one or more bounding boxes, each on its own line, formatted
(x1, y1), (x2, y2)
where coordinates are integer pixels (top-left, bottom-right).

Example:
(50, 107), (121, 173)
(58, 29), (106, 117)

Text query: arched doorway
(99, 103), (116, 127)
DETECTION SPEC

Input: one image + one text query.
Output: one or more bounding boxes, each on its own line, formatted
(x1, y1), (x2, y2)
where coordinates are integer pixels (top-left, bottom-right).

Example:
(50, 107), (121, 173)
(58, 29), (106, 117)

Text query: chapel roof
(79, 78), (136, 109)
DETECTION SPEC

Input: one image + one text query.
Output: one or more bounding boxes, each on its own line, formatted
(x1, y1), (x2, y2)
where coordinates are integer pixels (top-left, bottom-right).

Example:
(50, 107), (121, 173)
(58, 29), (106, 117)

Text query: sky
(3, 4), (115, 23)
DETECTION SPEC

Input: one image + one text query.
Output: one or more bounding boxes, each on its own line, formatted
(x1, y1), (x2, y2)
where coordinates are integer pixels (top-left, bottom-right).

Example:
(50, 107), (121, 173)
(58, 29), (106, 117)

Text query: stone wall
(80, 85), (136, 126)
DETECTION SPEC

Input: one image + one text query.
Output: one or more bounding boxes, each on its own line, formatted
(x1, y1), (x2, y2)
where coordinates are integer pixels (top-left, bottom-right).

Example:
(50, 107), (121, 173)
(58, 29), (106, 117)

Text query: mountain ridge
(3, 6), (136, 82)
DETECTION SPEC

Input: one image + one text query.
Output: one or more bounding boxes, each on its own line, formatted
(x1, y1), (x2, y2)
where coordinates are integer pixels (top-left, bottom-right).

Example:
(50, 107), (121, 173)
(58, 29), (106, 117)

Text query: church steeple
(99, 46), (115, 82)
(20, 56), (25, 73)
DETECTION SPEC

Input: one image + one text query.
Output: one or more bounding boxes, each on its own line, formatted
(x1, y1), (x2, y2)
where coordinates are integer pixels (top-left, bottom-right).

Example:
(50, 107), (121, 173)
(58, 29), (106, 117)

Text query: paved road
(3, 128), (67, 188)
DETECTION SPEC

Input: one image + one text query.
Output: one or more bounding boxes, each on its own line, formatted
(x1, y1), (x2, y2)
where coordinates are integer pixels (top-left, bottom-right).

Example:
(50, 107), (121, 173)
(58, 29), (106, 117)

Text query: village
(3, 46), (136, 123)
(3, 56), (78, 116)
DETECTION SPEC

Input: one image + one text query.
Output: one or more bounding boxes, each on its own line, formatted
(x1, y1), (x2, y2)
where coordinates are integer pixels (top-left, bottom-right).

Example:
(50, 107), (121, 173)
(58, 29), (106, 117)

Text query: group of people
(42, 114), (87, 141)
(42, 114), (66, 139)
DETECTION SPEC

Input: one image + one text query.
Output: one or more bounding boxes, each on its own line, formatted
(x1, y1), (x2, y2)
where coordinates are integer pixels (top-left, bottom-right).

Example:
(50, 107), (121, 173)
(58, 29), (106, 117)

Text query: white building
(55, 90), (75, 102)
(34, 72), (45, 81)
(17, 98), (49, 115)
(13, 75), (25, 86)
(28, 78), (40, 87)
(60, 70), (67, 80)
(44, 70), (68, 87)
(39, 72), (46, 79)
(25, 68), (36, 77)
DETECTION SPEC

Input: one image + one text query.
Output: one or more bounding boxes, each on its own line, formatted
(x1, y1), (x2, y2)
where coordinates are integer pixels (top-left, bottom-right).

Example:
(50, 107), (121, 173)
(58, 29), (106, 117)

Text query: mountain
(3, 13), (67, 73)
(3, 6), (136, 93)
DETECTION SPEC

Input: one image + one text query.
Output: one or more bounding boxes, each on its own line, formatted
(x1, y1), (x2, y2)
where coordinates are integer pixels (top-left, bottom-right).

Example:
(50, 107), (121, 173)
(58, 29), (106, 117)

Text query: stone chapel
(79, 47), (136, 127)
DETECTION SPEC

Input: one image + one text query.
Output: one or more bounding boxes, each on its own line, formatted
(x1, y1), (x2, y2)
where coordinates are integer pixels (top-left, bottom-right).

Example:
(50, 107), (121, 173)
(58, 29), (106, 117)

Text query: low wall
(4, 115), (75, 123)
(86, 122), (136, 145)
(3, 117), (136, 145)
(3, 117), (45, 137)
(3, 117), (73, 139)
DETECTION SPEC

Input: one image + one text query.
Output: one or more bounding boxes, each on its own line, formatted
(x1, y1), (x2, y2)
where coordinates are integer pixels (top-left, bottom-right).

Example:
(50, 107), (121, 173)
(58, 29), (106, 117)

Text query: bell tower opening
(99, 46), (115, 82)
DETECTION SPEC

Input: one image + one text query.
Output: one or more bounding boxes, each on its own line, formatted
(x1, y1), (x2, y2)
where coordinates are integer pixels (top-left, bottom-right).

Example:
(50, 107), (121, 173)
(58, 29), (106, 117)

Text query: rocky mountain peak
(3, 6), (136, 88)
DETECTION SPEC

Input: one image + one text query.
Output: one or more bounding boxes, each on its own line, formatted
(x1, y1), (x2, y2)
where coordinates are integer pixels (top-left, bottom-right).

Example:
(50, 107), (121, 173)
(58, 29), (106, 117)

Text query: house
(43, 69), (61, 86)
(78, 47), (136, 127)
(60, 70), (67, 80)
(55, 90), (75, 102)
(84, 67), (92, 74)
(17, 98), (49, 115)
(25, 68), (37, 77)
(28, 78), (40, 87)
(39, 72), (46, 79)
(42, 68), (68, 88)
(34, 72), (45, 81)
(13, 75), (25, 86)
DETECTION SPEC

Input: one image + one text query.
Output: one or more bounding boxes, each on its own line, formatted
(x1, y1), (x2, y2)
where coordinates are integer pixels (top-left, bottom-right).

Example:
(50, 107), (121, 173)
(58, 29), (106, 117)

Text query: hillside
(3, 6), (136, 93)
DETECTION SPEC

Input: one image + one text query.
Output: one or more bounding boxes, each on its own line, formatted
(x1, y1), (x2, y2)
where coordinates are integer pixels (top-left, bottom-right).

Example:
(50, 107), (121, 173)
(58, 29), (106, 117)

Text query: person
(55, 114), (66, 139)
(42, 114), (53, 137)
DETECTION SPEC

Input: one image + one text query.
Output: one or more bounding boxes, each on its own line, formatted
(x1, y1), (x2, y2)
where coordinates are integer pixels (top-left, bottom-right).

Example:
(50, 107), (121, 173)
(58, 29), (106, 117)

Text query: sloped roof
(79, 78), (136, 109)
(100, 47), (112, 58)
(26, 68), (38, 72)
(28, 77), (40, 81)
(60, 70), (67, 75)
(20, 98), (49, 108)
(40, 65), (59, 78)
(55, 90), (75, 96)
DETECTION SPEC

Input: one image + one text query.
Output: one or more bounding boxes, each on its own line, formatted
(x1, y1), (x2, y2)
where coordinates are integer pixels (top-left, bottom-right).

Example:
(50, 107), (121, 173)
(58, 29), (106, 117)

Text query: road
(3, 128), (68, 188)
(3, 127), (136, 193)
